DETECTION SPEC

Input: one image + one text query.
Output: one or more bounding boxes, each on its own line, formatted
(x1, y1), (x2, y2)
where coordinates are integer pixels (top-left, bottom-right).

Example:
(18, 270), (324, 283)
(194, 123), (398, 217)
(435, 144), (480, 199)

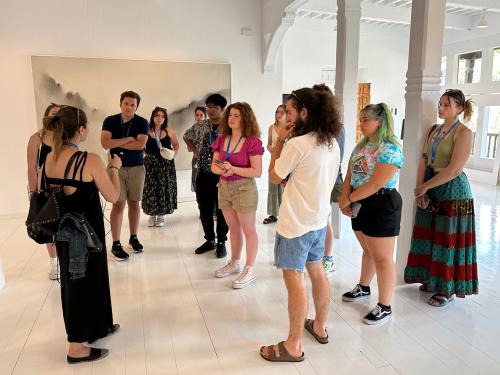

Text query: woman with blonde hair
(263, 104), (286, 224)
(26, 103), (60, 279)
(405, 89), (478, 307)
(340, 103), (404, 325)
(211, 102), (264, 289)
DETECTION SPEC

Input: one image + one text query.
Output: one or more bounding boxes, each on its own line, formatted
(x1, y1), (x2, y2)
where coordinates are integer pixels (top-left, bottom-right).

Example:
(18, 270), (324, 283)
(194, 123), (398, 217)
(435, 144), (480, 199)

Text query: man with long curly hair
(260, 86), (342, 362)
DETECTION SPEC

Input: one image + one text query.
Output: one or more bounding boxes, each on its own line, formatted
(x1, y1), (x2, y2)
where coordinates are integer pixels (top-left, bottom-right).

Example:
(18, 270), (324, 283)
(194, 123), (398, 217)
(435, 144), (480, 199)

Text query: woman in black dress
(42, 106), (121, 363)
(142, 106), (179, 227)
(26, 103), (61, 279)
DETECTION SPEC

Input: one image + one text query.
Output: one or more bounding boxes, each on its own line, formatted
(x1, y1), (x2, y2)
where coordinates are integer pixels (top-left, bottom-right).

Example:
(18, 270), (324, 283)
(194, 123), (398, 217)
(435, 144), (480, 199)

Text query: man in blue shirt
(101, 91), (149, 261)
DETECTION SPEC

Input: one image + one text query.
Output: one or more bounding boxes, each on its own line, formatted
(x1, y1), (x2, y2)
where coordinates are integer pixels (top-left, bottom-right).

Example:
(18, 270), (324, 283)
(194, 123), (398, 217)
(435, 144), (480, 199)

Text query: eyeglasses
(289, 91), (306, 108)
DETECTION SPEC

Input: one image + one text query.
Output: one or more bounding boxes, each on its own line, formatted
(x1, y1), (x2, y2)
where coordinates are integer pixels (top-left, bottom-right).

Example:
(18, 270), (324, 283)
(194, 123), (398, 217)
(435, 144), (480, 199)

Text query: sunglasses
(289, 91), (306, 108)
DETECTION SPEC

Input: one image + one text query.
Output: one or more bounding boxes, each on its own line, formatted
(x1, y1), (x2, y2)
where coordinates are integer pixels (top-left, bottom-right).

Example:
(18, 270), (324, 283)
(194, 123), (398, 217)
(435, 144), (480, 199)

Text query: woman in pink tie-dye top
(211, 102), (264, 289)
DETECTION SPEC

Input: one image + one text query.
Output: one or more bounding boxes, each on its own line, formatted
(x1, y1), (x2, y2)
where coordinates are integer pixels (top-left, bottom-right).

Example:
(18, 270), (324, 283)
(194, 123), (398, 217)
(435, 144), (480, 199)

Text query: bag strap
(34, 131), (43, 192)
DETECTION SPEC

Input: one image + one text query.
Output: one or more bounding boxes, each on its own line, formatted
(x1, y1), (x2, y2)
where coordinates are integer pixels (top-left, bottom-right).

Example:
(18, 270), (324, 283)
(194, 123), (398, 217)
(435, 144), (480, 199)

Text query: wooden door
(356, 83), (371, 141)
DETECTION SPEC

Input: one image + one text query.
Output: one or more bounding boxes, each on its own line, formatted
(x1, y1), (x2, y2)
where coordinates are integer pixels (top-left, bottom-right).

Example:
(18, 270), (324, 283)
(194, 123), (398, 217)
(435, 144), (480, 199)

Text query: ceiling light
(476, 9), (488, 29)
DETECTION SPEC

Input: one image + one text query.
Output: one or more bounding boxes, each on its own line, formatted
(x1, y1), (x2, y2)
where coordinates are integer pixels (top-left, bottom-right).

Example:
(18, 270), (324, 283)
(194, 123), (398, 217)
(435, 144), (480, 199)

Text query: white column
(335, 0), (361, 165)
(396, 0), (446, 281)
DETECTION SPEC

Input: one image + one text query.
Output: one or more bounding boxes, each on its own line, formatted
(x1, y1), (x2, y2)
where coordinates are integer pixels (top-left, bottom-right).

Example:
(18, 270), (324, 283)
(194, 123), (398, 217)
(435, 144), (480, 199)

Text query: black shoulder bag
(26, 152), (81, 244)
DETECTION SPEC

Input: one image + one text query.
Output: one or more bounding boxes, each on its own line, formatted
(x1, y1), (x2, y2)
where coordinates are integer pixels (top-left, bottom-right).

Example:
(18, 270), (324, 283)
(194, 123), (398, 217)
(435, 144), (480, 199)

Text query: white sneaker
(323, 259), (336, 274)
(232, 266), (256, 289)
(156, 216), (165, 227)
(214, 260), (242, 278)
(49, 261), (58, 280)
(148, 216), (156, 227)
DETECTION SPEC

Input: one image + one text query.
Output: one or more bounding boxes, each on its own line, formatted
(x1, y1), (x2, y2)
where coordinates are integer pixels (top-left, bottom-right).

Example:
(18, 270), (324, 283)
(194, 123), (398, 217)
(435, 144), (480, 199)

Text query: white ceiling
(294, 0), (500, 33)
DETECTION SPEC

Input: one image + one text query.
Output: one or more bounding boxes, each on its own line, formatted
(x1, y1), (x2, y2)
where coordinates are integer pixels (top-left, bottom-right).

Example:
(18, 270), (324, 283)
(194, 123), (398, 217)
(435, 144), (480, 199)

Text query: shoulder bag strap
(35, 131), (43, 192)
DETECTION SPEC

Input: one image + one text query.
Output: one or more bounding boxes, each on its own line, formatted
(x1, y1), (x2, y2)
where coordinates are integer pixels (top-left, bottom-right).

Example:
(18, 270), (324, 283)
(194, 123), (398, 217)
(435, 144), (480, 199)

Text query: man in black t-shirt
(101, 91), (149, 261)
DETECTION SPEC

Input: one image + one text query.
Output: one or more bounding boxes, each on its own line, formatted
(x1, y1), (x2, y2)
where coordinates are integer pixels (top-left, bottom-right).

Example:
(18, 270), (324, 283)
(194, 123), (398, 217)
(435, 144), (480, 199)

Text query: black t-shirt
(102, 113), (149, 167)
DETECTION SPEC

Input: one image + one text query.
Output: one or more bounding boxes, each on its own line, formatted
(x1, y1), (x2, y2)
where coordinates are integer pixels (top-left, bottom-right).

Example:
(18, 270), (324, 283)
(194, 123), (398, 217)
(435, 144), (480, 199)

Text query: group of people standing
(26, 85), (478, 364)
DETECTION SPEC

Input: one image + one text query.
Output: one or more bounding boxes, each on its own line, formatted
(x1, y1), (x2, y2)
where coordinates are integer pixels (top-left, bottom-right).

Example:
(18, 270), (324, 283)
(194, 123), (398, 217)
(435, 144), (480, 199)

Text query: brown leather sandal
(260, 341), (304, 362)
(304, 319), (329, 344)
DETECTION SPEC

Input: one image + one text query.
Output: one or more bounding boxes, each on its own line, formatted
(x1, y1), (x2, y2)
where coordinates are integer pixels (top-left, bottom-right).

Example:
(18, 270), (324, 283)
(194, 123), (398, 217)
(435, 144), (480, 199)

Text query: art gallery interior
(1, 0), (500, 374)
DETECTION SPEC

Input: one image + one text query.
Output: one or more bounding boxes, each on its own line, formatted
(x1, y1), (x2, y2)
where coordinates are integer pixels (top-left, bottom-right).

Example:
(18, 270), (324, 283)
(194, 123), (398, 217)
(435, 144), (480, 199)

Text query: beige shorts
(118, 165), (146, 202)
(218, 178), (258, 213)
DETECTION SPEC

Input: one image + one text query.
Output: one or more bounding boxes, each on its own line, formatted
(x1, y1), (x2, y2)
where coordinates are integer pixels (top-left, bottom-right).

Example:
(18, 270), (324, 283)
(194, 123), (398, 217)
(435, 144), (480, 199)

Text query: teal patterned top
(350, 141), (404, 189)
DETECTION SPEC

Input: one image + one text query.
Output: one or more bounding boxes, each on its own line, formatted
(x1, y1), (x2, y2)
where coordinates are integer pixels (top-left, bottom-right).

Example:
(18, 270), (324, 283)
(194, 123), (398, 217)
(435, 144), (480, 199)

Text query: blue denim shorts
(274, 227), (326, 272)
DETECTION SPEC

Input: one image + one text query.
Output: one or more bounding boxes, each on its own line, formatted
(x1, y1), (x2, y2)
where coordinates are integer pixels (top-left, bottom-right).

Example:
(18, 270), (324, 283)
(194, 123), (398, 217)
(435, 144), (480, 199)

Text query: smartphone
(213, 159), (227, 171)
(350, 202), (362, 218)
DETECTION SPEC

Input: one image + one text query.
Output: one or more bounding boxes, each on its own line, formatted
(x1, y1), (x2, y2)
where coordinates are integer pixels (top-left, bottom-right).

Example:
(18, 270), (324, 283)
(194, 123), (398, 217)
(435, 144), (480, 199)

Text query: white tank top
(271, 125), (279, 147)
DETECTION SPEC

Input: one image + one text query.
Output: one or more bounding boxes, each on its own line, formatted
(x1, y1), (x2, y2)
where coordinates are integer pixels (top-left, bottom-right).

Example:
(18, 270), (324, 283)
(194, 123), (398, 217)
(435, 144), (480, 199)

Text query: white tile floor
(0, 181), (499, 375)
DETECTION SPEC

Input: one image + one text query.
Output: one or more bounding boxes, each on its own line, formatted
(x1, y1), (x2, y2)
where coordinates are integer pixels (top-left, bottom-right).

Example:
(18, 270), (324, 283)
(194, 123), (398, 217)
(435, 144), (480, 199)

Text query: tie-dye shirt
(350, 141), (404, 189)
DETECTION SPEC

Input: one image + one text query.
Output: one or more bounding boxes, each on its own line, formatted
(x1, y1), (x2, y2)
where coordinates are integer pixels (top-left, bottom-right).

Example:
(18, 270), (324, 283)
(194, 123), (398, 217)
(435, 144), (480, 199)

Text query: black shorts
(351, 189), (402, 237)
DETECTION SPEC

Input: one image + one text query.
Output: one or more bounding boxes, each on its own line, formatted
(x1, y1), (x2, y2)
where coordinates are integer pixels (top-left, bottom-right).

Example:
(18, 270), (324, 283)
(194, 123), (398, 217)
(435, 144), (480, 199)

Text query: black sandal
(263, 216), (277, 224)
(67, 348), (109, 364)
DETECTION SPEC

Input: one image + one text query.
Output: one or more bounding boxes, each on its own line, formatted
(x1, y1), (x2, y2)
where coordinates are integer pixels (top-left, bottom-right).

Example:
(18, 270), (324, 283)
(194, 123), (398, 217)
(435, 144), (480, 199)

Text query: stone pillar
(335, 0), (361, 167)
(396, 0), (446, 281)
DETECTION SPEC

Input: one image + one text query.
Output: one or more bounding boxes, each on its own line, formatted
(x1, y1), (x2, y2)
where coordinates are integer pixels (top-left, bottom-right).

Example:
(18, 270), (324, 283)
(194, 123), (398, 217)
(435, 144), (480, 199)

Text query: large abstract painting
(31, 56), (231, 170)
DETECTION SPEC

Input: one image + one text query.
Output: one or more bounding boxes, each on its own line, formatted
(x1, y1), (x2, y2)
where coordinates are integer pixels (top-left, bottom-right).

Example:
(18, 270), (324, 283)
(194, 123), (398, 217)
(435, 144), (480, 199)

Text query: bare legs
(354, 231), (396, 306)
(222, 209), (258, 266)
(110, 199), (141, 241)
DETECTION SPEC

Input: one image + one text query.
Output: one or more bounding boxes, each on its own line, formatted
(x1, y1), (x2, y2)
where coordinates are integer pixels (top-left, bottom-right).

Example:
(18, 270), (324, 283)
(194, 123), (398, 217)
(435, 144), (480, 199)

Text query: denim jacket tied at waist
(56, 212), (103, 280)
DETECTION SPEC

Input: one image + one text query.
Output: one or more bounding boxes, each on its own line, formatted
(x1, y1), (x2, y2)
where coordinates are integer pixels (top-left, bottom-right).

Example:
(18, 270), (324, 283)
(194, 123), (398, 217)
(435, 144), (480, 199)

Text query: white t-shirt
(274, 133), (340, 239)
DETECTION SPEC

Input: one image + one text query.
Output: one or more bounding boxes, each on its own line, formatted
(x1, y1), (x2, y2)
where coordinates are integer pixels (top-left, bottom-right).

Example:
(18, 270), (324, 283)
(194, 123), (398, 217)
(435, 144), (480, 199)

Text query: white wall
(0, 0), (282, 216)
(282, 22), (409, 136)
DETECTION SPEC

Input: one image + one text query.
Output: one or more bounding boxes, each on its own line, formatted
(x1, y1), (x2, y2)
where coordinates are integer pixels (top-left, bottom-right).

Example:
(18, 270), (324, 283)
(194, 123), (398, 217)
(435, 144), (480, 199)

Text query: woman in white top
(263, 105), (286, 224)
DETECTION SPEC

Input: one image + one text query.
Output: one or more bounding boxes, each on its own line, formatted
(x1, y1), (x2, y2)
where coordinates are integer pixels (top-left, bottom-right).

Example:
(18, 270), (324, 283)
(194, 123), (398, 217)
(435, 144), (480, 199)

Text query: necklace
(63, 141), (79, 149)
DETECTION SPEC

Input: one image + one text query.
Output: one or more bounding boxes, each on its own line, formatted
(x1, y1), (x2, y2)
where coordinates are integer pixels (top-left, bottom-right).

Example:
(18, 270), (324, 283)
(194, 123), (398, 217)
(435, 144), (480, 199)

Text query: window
(457, 51), (482, 84)
(492, 48), (500, 81)
(441, 56), (447, 86)
(484, 106), (500, 159)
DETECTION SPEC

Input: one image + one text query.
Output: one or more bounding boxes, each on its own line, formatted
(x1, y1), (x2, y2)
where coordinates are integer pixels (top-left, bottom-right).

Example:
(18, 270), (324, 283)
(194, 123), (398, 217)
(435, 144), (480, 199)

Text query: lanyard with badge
(209, 123), (218, 145)
(121, 116), (133, 137)
(118, 116), (133, 156)
(431, 119), (460, 163)
(225, 135), (243, 161)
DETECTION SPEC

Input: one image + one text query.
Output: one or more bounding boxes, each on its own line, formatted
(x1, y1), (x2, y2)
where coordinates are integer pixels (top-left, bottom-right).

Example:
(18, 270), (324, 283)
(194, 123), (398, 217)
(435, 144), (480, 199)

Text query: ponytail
(42, 106), (87, 162)
(463, 99), (473, 123)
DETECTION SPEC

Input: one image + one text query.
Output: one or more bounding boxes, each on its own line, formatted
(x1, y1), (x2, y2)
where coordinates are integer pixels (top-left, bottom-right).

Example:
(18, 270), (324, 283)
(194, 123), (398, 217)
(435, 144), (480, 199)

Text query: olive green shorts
(218, 178), (258, 213)
(118, 165), (146, 202)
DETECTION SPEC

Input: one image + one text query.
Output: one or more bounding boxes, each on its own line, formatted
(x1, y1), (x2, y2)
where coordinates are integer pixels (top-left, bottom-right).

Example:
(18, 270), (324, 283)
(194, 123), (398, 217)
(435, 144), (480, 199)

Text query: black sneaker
(129, 237), (144, 253)
(195, 241), (215, 254)
(215, 242), (227, 258)
(363, 304), (392, 325)
(111, 243), (129, 261)
(342, 284), (371, 302)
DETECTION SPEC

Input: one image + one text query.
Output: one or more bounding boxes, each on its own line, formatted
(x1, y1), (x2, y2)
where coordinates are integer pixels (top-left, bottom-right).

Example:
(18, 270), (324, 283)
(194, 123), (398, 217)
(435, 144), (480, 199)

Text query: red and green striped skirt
(404, 172), (478, 297)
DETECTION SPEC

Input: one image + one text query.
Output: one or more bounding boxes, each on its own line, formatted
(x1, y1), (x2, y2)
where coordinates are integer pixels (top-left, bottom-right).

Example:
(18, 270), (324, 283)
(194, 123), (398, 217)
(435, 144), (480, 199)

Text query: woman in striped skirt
(404, 89), (478, 307)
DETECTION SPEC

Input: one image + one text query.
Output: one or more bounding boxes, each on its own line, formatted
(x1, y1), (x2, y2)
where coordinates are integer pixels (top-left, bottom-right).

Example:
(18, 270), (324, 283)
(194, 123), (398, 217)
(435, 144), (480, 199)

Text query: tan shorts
(218, 178), (258, 213)
(118, 165), (146, 202)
